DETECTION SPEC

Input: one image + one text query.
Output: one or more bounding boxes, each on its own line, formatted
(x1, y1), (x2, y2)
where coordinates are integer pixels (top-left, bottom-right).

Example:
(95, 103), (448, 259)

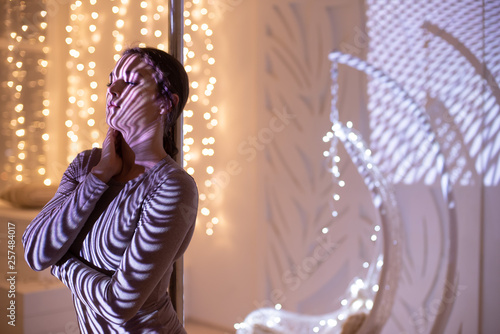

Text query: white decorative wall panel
(260, 0), (375, 318)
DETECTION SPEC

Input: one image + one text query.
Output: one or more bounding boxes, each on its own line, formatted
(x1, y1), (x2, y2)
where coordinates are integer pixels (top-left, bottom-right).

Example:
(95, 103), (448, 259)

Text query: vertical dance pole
(168, 0), (185, 325)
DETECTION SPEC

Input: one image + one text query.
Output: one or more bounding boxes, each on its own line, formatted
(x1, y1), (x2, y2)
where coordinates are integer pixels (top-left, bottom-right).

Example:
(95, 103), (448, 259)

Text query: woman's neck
(123, 126), (168, 169)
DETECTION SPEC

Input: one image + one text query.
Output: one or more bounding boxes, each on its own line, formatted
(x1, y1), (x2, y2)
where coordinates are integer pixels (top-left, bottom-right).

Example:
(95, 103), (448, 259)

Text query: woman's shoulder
(160, 156), (196, 183)
(147, 155), (198, 193)
(142, 157), (198, 224)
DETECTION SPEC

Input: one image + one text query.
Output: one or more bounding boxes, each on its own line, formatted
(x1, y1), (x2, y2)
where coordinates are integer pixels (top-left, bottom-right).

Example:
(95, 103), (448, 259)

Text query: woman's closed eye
(106, 80), (138, 87)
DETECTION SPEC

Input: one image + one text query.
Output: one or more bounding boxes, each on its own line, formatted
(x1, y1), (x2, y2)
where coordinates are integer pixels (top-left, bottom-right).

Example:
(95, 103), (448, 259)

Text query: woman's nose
(107, 81), (121, 97)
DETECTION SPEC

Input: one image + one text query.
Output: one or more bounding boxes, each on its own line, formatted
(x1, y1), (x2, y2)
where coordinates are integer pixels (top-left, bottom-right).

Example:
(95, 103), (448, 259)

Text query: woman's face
(106, 54), (163, 136)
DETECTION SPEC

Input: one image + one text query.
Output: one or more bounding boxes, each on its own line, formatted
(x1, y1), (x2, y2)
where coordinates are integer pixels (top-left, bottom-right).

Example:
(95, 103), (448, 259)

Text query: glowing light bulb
(327, 319), (337, 327)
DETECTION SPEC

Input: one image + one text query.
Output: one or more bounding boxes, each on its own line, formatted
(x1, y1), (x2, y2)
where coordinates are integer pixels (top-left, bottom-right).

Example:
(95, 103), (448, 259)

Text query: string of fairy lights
(65, 0), (100, 161)
(3, 3), (50, 187)
(3, 1), (219, 235)
(183, 0), (220, 236)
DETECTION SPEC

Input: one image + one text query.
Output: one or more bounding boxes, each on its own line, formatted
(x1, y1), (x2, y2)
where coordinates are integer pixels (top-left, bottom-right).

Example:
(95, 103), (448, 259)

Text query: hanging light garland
(183, 0), (219, 236)
(65, 0), (101, 163)
(1, 1), (220, 212)
(0, 0), (220, 237)
(2, 2), (50, 187)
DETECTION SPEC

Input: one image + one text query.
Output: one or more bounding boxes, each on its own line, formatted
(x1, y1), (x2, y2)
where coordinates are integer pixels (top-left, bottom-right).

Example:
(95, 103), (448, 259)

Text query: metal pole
(168, 0), (185, 325)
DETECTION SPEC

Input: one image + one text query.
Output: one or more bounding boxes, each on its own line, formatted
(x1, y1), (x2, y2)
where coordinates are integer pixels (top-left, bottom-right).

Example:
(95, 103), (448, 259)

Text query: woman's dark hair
(122, 47), (189, 160)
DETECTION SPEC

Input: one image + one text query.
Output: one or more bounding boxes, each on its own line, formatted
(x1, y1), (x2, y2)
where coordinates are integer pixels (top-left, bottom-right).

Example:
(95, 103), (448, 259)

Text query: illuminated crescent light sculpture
(238, 48), (461, 332)
(236, 52), (404, 334)
(327, 51), (460, 334)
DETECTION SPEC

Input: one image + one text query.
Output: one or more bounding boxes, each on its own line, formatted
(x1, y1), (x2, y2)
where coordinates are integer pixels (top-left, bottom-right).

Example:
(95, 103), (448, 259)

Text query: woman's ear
(170, 93), (179, 110)
(159, 94), (179, 115)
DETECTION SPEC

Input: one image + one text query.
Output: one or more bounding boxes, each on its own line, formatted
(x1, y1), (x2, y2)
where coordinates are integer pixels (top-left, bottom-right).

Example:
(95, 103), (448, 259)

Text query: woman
(22, 47), (198, 333)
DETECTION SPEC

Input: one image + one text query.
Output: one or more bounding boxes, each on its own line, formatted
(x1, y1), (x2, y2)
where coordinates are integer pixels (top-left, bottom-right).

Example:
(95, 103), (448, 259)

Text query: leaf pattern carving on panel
(261, 1), (366, 315)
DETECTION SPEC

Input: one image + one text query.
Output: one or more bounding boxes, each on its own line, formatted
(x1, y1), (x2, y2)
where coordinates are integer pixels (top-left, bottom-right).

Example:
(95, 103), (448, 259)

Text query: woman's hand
(91, 128), (124, 183)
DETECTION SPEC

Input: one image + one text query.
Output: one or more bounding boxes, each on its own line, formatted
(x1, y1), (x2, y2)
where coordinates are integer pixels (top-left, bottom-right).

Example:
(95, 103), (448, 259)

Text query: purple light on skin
(105, 55), (164, 148)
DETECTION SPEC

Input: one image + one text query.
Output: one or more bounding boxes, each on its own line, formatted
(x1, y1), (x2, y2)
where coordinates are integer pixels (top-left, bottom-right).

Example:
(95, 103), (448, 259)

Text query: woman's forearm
(23, 172), (108, 271)
(51, 255), (128, 324)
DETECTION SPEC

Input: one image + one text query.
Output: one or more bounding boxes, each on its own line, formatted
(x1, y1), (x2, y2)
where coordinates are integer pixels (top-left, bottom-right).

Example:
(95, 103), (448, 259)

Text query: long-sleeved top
(22, 148), (198, 333)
